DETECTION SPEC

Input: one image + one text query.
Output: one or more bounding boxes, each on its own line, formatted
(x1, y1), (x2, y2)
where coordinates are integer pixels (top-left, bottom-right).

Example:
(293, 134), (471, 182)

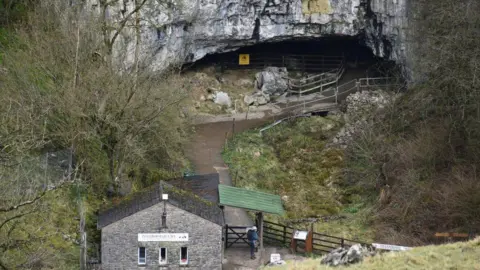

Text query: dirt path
(186, 118), (271, 226)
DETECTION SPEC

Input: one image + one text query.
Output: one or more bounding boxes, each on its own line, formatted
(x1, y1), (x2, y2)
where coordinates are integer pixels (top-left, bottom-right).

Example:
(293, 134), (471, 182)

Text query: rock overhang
(100, 0), (407, 74)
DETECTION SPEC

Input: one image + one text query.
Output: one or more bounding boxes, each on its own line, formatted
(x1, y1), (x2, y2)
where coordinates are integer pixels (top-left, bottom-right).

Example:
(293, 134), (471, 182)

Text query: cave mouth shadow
(183, 36), (400, 78)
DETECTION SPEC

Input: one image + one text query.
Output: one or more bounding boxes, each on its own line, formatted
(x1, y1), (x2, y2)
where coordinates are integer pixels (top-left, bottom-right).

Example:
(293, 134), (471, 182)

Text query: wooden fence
(224, 220), (368, 256)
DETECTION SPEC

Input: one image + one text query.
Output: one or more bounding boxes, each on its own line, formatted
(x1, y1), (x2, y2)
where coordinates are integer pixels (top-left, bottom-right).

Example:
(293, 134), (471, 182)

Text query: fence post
(232, 118), (235, 135)
(283, 226), (287, 245)
(341, 238), (345, 248)
(225, 225), (229, 249)
(335, 80), (338, 104)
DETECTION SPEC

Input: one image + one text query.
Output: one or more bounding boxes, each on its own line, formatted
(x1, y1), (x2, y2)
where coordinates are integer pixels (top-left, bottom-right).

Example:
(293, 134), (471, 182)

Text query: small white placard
(372, 243), (411, 251)
(138, 233), (188, 242)
(270, 253), (281, 263)
(293, 230), (308, 240)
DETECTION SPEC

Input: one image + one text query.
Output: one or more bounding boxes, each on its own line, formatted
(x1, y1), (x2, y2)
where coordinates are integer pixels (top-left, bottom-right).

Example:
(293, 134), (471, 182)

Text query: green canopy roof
(218, 184), (284, 215)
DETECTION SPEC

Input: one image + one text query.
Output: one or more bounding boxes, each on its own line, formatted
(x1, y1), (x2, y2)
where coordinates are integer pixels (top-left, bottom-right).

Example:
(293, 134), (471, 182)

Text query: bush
(345, 0), (480, 245)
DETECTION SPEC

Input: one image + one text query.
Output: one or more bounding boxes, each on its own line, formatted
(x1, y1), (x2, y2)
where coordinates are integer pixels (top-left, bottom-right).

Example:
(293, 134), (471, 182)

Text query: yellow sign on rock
(302, 0), (332, 15)
(239, 54), (250, 65)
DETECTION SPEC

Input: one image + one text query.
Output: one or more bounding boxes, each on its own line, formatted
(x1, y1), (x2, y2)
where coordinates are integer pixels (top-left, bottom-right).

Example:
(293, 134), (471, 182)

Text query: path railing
(287, 62), (346, 96)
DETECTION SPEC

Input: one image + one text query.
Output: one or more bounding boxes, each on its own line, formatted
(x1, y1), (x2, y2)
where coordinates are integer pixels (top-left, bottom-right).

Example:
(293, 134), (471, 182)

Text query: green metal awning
(218, 184), (284, 215)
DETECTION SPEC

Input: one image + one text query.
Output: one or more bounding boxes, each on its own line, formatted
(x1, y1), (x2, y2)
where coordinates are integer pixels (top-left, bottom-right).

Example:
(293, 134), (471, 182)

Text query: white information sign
(270, 253), (281, 263)
(372, 243), (411, 251)
(293, 230), (308, 240)
(138, 233), (188, 242)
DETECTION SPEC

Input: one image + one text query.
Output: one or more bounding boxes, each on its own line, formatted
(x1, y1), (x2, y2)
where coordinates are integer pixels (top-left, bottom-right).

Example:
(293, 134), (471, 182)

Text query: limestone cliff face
(96, 0), (408, 71)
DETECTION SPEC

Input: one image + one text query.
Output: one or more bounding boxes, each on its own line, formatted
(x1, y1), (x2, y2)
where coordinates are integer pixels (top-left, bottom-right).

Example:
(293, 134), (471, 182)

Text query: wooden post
(232, 118), (236, 135)
(225, 224), (229, 249)
(341, 238), (345, 248)
(283, 226), (287, 245)
(258, 212), (264, 264)
(305, 231), (313, 254)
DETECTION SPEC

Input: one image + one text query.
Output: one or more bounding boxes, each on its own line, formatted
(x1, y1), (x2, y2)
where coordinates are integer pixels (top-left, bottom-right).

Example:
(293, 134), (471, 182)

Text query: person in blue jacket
(247, 226), (258, 259)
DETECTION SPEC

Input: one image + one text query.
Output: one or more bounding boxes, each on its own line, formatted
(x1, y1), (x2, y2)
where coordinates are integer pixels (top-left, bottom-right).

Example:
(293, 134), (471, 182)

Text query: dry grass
(267, 238), (480, 270)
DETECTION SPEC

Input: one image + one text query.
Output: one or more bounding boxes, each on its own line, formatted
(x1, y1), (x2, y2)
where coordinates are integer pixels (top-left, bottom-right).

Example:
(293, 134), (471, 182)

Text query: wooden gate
(224, 225), (250, 248)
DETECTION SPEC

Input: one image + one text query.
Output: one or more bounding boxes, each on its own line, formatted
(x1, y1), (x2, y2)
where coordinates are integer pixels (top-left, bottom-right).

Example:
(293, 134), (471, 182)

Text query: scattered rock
(320, 244), (376, 267)
(214, 91), (231, 107)
(243, 91), (270, 106)
(253, 151), (261, 158)
(199, 95), (206, 101)
(267, 260), (286, 266)
(235, 78), (254, 88)
(206, 93), (215, 101)
(331, 90), (399, 147)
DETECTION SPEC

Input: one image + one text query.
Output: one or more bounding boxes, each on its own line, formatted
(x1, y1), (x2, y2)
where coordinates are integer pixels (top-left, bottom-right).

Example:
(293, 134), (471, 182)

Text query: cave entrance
(185, 36), (398, 78)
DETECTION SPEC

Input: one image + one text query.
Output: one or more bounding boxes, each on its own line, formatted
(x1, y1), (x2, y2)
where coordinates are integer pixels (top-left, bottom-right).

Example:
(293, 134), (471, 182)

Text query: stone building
(98, 174), (224, 270)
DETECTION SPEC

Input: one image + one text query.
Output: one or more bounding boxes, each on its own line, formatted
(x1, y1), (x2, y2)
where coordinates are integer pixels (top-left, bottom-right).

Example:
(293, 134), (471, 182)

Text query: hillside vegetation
(268, 238), (480, 270)
(0, 1), (192, 268)
(223, 116), (374, 241)
(344, 0), (480, 245)
(225, 0), (480, 247)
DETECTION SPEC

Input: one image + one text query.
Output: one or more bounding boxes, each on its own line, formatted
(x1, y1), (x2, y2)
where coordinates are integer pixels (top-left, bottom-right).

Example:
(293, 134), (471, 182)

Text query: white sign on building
(138, 233), (189, 242)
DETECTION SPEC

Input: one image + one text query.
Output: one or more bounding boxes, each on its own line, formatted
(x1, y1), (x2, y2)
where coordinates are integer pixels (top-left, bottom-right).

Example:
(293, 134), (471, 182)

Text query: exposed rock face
(320, 244), (376, 266)
(92, 0), (408, 72)
(332, 89), (398, 147)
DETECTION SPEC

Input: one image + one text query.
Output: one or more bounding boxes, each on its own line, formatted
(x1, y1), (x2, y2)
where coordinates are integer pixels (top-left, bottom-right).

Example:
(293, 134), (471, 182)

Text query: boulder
(254, 67), (289, 96)
(244, 92), (270, 106)
(320, 244), (376, 267)
(244, 95), (255, 106)
(214, 91), (231, 107)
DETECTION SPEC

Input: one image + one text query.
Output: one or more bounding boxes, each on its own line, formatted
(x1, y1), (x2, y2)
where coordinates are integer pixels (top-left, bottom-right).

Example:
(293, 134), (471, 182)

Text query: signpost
(138, 233), (188, 242)
(293, 231), (308, 240)
(270, 253), (281, 263)
(239, 54), (250, 65)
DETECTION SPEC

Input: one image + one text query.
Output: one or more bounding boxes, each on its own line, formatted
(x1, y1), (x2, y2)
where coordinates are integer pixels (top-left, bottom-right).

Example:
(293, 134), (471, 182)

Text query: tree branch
(0, 181), (70, 213)
(109, 0), (148, 51)
(0, 211), (33, 232)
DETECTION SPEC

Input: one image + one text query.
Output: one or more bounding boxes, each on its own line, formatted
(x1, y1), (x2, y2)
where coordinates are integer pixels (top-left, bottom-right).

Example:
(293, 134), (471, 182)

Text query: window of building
(138, 247), (146, 265)
(159, 247), (167, 265)
(179, 247), (188, 265)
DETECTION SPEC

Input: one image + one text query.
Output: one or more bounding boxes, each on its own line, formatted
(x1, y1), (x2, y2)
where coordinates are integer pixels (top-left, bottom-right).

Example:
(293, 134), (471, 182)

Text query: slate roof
(97, 174), (223, 229)
(168, 173), (220, 203)
(218, 184), (285, 215)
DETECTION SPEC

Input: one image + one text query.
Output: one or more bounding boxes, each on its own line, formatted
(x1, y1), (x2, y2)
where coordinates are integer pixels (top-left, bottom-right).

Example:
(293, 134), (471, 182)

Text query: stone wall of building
(101, 202), (223, 270)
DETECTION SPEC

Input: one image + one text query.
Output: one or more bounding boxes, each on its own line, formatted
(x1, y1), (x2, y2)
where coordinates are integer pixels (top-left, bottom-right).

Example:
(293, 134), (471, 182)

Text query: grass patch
(267, 237), (480, 270)
(223, 116), (374, 241)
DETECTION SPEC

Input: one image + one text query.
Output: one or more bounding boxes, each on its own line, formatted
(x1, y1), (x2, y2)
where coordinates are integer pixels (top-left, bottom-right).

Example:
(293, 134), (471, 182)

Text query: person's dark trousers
(250, 240), (255, 258)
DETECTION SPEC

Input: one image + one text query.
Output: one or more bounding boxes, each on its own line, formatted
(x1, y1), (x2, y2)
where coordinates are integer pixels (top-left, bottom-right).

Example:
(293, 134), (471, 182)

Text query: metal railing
(221, 53), (344, 73)
(286, 61), (345, 96)
(266, 77), (403, 120)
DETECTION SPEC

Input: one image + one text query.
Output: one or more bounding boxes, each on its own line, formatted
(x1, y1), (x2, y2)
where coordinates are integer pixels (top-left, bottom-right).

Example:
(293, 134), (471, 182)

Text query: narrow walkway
(186, 119), (269, 226)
